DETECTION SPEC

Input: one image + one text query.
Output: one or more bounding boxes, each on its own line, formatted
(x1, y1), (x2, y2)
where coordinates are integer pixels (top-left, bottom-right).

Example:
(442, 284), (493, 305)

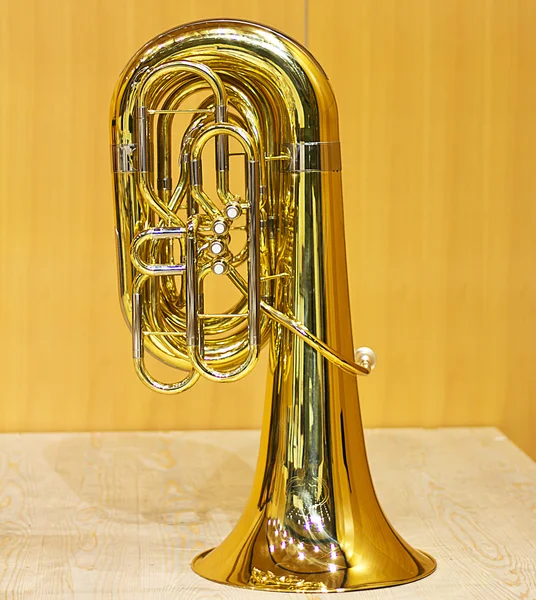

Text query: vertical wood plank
(308, 0), (536, 459)
(0, 1), (303, 433)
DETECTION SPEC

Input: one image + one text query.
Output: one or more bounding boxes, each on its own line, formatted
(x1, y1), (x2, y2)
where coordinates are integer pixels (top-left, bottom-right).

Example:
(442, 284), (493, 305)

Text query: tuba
(110, 20), (436, 592)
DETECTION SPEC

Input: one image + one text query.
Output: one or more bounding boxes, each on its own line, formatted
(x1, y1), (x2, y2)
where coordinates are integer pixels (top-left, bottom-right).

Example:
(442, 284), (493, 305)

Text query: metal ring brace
(114, 141), (342, 174)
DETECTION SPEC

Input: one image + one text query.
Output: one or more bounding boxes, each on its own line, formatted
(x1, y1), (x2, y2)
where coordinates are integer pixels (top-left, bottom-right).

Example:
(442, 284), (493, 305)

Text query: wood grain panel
(1, 0), (535, 462)
(0, 428), (535, 597)
(0, 1), (303, 433)
(309, 0), (536, 459)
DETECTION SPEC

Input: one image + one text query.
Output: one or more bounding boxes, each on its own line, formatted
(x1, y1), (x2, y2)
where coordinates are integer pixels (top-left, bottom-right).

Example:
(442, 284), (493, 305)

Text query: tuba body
(111, 20), (436, 592)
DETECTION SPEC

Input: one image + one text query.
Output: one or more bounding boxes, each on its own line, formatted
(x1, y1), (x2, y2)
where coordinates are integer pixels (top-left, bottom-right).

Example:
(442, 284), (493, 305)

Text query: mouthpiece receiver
(354, 346), (377, 373)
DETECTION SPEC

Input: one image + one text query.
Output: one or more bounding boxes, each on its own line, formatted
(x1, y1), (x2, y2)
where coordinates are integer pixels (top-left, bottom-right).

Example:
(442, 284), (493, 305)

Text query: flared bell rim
(191, 547), (437, 594)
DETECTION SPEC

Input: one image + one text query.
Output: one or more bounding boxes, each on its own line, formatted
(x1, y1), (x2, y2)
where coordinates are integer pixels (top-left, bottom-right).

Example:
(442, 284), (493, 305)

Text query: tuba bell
(110, 19), (436, 592)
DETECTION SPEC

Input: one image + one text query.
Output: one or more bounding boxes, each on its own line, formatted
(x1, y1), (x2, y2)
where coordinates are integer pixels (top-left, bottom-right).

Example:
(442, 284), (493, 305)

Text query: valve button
(210, 241), (224, 255)
(212, 261), (227, 275)
(213, 220), (227, 235)
(225, 205), (241, 220)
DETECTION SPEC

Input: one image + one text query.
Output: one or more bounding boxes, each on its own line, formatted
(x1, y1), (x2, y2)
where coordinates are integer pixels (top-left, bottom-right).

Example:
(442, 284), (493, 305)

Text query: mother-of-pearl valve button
(225, 204), (241, 220)
(212, 261), (227, 275)
(213, 220), (228, 235)
(210, 240), (225, 255)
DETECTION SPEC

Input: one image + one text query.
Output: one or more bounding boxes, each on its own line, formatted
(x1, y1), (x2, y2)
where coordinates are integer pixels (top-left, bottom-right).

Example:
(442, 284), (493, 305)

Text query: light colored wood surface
(309, 0), (536, 459)
(0, 427), (534, 598)
(1, 1), (536, 461)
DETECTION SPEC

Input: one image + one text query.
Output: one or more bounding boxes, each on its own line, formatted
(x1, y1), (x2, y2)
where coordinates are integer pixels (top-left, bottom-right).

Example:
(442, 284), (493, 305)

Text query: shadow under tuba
(110, 19), (436, 593)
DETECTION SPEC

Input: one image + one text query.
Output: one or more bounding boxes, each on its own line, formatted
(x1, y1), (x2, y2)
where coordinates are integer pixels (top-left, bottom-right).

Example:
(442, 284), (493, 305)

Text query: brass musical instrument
(110, 19), (436, 592)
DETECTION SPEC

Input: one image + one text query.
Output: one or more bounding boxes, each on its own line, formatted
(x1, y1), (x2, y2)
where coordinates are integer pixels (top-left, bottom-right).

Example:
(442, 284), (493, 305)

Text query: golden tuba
(110, 19), (436, 593)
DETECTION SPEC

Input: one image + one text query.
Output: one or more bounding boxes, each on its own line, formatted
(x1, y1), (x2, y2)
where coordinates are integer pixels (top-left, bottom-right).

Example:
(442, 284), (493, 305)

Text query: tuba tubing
(111, 19), (436, 592)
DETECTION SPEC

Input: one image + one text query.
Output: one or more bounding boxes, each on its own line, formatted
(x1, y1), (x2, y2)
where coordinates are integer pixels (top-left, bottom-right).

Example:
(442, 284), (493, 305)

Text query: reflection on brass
(111, 19), (436, 593)
(249, 567), (328, 592)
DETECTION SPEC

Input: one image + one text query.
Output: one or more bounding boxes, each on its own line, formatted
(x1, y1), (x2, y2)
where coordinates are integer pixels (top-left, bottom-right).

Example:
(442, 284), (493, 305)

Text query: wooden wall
(1, 0), (534, 459)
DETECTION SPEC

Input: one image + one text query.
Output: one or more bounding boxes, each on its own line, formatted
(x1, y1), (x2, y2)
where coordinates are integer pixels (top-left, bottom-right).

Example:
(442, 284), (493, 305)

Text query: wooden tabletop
(0, 427), (534, 599)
